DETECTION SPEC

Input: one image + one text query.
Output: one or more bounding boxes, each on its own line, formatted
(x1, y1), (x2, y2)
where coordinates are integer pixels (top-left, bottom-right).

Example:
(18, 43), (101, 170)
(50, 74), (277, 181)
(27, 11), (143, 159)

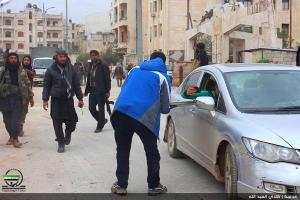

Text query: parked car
(164, 64), (300, 198)
(33, 57), (53, 86)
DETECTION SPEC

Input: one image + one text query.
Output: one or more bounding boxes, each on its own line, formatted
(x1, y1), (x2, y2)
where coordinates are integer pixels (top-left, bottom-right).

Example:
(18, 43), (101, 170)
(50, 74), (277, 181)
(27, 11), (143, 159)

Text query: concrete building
(68, 22), (86, 54)
(185, 0), (300, 65)
(86, 31), (114, 53)
(142, 0), (219, 67)
(111, 0), (137, 64)
(0, 4), (64, 54)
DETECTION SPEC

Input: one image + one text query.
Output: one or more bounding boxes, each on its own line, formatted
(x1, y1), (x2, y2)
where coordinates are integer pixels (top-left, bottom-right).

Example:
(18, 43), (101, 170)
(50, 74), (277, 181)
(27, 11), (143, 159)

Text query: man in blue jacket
(111, 51), (171, 196)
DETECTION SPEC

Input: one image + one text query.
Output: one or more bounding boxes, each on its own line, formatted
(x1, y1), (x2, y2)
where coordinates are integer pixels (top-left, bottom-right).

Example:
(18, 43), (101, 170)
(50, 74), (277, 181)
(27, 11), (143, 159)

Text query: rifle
(105, 97), (115, 117)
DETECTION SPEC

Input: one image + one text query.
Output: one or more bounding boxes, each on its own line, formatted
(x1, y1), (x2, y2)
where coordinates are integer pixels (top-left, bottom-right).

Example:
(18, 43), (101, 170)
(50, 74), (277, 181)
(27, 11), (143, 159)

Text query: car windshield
(33, 59), (53, 69)
(225, 70), (300, 113)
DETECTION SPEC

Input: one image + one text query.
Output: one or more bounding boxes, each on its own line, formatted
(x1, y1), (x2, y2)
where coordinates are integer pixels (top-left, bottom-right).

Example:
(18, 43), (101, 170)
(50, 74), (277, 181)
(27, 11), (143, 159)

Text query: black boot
(57, 143), (65, 153)
(65, 132), (72, 145)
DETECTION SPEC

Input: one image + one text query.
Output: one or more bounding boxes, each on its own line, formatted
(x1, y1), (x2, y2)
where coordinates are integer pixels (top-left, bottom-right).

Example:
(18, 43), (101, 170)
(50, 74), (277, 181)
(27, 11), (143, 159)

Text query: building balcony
(46, 26), (64, 31)
(47, 38), (63, 42)
(3, 37), (14, 41)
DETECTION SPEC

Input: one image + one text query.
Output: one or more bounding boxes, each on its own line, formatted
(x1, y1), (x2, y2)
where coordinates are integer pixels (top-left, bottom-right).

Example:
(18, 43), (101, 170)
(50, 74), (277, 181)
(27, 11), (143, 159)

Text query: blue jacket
(113, 58), (171, 138)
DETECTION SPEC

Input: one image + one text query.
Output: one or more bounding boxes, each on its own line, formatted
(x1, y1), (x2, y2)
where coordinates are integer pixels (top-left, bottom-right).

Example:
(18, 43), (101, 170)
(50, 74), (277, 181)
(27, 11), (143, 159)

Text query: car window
(216, 95), (226, 114)
(182, 72), (202, 92)
(200, 72), (226, 113)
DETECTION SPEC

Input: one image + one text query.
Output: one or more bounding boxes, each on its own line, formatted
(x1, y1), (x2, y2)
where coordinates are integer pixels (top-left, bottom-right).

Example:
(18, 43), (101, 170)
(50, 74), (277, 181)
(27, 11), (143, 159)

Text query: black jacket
(84, 60), (111, 95)
(42, 62), (83, 101)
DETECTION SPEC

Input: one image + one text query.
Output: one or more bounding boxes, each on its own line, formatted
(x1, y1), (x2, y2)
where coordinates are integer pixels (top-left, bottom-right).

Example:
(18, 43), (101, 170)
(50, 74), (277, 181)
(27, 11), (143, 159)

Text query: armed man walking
(20, 55), (35, 137)
(42, 50), (84, 153)
(111, 51), (171, 196)
(84, 50), (111, 133)
(0, 52), (34, 148)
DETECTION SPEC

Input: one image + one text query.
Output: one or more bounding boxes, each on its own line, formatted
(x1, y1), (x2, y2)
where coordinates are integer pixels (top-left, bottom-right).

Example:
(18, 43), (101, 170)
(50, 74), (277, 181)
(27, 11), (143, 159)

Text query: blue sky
(3, 0), (111, 23)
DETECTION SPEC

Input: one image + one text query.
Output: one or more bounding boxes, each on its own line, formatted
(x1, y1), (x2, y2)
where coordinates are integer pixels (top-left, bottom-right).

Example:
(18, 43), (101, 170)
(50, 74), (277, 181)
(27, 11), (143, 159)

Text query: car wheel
(224, 145), (238, 200)
(167, 119), (183, 158)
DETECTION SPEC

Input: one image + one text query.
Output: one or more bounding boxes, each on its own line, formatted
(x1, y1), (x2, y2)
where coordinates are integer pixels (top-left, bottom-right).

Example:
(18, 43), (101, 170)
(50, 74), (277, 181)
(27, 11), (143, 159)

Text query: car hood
(241, 114), (300, 149)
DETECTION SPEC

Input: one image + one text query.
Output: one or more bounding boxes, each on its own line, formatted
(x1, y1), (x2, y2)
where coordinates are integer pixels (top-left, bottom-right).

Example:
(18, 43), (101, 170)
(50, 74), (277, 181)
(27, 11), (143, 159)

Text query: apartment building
(86, 31), (114, 53)
(111, 0), (137, 64)
(185, 0), (300, 64)
(0, 4), (64, 54)
(142, 0), (219, 66)
(68, 22), (86, 54)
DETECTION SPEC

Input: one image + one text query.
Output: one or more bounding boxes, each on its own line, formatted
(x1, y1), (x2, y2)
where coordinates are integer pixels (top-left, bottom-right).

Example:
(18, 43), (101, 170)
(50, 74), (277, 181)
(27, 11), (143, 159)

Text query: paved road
(0, 81), (223, 193)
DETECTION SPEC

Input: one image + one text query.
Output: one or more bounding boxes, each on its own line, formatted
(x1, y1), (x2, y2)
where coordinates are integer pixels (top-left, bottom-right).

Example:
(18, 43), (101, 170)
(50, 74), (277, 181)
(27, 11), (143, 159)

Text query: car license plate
(34, 78), (43, 82)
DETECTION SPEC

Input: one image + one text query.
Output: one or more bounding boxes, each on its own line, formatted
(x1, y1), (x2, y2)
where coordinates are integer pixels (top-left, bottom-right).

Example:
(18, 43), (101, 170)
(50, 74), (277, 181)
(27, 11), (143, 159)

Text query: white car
(33, 57), (53, 86)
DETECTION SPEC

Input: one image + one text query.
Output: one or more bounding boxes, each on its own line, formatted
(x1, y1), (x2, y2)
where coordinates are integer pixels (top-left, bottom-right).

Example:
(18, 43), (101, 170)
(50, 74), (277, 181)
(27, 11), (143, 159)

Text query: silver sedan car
(164, 64), (300, 198)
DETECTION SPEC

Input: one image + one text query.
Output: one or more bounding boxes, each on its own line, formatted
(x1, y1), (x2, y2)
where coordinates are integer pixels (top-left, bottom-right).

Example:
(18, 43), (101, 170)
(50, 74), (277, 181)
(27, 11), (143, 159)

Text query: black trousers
(2, 104), (22, 139)
(89, 92), (106, 129)
(51, 98), (78, 144)
(111, 111), (161, 189)
(52, 118), (76, 144)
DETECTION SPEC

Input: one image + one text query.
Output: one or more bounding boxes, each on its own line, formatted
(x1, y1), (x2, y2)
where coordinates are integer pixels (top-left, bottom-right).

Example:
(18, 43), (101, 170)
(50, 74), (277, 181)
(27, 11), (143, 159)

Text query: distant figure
(296, 47), (300, 66)
(84, 50), (111, 133)
(78, 63), (86, 85)
(20, 55), (35, 137)
(194, 42), (209, 67)
(225, 58), (233, 64)
(114, 63), (124, 87)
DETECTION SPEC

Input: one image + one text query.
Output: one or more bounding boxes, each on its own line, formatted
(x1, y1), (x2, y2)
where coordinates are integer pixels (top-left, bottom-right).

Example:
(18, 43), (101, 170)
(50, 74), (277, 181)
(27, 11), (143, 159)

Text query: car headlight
(242, 138), (300, 164)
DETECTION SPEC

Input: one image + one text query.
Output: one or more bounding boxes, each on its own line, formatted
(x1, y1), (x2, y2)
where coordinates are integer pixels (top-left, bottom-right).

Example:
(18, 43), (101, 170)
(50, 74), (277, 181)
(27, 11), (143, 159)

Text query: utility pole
(43, 3), (46, 46)
(136, 0), (143, 63)
(65, 0), (69, 52)
(289, 0), (292, 48)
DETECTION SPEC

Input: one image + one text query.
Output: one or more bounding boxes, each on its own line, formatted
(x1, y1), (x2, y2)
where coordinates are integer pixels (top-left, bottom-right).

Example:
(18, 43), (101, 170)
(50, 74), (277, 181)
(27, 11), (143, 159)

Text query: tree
(77, 53), (90, 64)
(100, 48), (121, 66)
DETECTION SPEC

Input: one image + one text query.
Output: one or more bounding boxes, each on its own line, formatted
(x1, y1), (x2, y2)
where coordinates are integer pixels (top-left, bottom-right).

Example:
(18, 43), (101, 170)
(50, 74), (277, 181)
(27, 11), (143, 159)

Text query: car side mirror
(195, 96), (215, 111)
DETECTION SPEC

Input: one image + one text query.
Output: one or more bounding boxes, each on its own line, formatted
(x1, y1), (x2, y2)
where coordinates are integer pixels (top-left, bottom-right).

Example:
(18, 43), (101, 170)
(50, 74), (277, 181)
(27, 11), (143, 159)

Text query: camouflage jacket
(0, 66), (34, 105)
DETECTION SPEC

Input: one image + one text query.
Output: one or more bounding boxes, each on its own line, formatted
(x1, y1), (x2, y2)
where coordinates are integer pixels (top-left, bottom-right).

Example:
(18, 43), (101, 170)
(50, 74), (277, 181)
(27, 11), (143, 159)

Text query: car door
(171, 71), (203, 151)
(188, 72), (227, 170)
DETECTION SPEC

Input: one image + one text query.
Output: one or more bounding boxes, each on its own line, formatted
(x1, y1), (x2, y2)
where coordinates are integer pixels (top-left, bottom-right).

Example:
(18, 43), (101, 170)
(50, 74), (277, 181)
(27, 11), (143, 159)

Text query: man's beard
(7, 62), (19, 71)
(57, 61), (67, 67)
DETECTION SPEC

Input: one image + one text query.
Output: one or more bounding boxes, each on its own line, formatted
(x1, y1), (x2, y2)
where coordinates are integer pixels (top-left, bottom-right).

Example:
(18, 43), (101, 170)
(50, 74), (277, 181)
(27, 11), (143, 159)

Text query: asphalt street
(0, 80), (224, 193)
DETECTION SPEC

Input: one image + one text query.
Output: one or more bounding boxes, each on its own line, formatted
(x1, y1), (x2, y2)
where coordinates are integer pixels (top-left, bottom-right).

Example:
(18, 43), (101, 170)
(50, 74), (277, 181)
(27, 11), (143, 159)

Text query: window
(183, 72), (203, 92)
(18, 43), (24, 49)
(37, 44), (43, 47)
(282, 23), (289, 34)
(72, 33), (75, 39)
(216, 95), (226, 113)
(29, 35), (32, 43)
(273, 0), (276, 9)
(199, 73), (222, 107)
(150, 27), (152, 42)
(47, 21), (50, 26)
(5, 31), (11, 38)
(154, 25), (157, 37)
(37, 32), (43, 38)
(17, 31), (24, 37)
(17, 20), (24, 25)
(29, 11), (32, 19)
(53, 32), (59, 38)
(159, 0), (162, 10)
(29, 23), (32, 31)
(153, 0), (157, 13)
(5, 19), (11, 26)
(53, 21), (58, 26)
(53, 44), (59, 48)
(282, 0), (289, 10)
(159, 24), (162, 36)
(5, 43), (11, 49)
(38, 20), (43, 26)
